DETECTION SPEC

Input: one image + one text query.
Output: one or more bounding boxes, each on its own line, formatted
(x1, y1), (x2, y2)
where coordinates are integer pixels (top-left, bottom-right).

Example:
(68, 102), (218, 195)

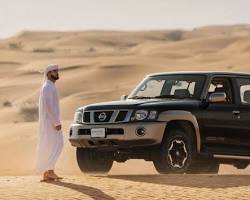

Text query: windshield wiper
(154, 95), (176, 98)
(128, 96), (153, 99)
(155, 95), (195, 99)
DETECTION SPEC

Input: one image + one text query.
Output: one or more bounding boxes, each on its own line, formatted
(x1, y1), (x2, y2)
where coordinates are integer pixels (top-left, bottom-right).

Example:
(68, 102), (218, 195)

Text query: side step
(202, 144), (250, 157)
(213, 154), (250, 160)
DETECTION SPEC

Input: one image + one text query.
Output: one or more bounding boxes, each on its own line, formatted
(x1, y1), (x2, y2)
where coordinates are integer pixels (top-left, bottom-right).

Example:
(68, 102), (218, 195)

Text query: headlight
(148, 111), (158, 120)
(73, 111), (83, 123)
(135, 110), (148, 120)
(132, 110), (158, 121)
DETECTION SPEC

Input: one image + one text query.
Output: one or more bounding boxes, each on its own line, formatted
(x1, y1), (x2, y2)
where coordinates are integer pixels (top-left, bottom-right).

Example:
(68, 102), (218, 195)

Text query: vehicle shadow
(100, 174), (250, 189)
(47, 180), (115, 200)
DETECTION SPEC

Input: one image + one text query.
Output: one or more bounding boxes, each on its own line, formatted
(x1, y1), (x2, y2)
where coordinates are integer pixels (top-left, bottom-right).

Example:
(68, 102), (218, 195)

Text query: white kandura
(36, 78), (63, 174)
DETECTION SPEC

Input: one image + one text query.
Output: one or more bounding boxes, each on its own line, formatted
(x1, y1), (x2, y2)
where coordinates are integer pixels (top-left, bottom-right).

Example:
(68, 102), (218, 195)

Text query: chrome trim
(90, 111), (94, 124)
(232, 110), (240, 115)
(110, 110), (119, 122)
(213, 154), (250, 160)
(83, 109), (133, 124)
(209, 92), (227, 103)
(98, 112), (107, 121)
(125, 110), (134, 122)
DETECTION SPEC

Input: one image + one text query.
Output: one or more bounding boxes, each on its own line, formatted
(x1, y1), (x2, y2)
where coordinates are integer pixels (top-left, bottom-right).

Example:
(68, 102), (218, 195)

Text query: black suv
(69, 72), (250, 174)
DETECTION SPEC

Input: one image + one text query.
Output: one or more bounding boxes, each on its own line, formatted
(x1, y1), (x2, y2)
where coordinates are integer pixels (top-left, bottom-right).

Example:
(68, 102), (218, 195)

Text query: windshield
(128, 74), (206, 99)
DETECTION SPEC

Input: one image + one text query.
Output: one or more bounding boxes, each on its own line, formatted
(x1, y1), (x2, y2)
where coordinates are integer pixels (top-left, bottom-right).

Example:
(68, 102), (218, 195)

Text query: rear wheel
(234, 161), (250, 169)
(76, 148), (113, 173)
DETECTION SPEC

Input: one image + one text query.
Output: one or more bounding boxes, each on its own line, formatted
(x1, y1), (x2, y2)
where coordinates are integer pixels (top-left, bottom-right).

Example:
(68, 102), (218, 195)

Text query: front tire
(76, 148), (113, 173)
(153, 129), (196, 174)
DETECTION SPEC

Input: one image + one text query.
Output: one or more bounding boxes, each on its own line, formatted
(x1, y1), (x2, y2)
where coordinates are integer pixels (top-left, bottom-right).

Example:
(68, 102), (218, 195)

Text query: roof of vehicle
(148, 71), (250, 77)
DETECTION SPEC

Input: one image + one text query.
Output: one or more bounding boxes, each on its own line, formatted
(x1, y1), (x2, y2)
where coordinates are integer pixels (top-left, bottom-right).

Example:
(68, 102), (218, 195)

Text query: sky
(0, 0), (250, 38)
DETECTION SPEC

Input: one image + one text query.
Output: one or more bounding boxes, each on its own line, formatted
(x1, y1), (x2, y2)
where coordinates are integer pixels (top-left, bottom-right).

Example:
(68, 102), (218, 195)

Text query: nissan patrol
(69, 72), (250, 174)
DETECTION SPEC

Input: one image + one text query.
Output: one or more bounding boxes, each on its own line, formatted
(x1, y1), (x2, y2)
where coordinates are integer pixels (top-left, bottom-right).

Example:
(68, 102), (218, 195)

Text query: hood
(81, 98), (200, 111)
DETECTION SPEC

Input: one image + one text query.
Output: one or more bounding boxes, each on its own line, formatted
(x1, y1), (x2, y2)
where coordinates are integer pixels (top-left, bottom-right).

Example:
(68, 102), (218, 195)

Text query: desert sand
(0, 175), (250, 200)
(0, 25), (250, 199)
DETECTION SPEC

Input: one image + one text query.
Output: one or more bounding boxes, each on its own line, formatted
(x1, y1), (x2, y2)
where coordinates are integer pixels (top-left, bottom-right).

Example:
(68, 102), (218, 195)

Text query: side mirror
(209, 92), (227, 103)
(121, 95), (128, 100)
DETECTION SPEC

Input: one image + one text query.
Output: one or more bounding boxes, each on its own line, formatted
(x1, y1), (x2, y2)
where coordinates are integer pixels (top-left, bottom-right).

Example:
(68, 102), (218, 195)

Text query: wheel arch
(158, 110), (201, 152)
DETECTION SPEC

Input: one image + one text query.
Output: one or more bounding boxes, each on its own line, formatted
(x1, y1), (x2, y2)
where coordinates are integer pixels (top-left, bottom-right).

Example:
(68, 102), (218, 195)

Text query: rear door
(232, 77), (250, 153)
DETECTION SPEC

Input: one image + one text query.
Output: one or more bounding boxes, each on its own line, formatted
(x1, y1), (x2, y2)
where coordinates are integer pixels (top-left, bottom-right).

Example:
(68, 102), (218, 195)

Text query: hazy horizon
(1, 0), (250, 39)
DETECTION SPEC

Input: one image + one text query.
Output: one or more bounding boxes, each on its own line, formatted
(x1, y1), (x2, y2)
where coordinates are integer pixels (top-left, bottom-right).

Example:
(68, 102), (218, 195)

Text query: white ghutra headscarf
(43, 64), (59, 82)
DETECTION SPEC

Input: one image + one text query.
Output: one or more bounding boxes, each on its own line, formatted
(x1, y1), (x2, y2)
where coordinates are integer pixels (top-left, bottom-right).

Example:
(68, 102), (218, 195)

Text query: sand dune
(1, 25), (250, 178)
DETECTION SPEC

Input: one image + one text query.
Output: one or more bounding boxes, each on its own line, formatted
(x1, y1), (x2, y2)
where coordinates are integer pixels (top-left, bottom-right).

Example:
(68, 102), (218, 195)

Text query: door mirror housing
(121, 95), (128, 100)
(209, 92), (227, 103)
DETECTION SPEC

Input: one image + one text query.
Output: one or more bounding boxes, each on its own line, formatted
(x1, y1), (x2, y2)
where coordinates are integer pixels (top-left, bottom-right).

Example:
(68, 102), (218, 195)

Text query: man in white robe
(36, 64), (64, 181)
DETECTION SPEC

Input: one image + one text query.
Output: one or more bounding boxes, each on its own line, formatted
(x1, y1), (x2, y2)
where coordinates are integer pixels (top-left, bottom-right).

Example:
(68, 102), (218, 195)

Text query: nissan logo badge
(98, 112), (107, 121)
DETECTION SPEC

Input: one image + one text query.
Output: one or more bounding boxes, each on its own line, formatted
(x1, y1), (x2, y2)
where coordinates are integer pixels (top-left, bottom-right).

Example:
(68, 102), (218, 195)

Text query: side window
(208, 77), (233, 104)
(236, 78), (250, 104)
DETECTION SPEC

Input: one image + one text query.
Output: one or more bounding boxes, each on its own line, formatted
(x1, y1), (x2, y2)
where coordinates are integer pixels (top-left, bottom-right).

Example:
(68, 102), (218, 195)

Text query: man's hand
(55, 125), (62, 131)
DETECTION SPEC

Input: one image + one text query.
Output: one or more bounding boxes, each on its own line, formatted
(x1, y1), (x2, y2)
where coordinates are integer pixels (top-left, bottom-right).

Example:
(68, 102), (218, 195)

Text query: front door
(199, 76), (243, 154)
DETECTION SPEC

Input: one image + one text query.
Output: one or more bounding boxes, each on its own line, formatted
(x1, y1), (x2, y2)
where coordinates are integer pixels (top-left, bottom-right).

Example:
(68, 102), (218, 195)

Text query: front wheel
(76, 148), (113, 173)
(153, 129), (196, 174)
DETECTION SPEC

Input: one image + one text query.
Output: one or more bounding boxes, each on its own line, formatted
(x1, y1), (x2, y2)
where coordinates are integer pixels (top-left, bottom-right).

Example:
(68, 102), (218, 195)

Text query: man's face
(48, 69), (59, 81)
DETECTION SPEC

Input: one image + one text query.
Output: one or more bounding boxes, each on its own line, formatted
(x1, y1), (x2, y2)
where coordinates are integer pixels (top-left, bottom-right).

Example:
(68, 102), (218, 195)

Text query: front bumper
(69, 122), (166, 149)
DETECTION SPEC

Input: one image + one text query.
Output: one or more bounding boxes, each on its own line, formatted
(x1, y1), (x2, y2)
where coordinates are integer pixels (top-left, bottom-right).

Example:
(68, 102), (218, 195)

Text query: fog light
(136, 127), (146, 136)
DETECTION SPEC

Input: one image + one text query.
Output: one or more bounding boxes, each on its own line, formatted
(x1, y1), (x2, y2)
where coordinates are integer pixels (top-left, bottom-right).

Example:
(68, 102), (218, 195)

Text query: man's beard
(51, 74), (59, 81)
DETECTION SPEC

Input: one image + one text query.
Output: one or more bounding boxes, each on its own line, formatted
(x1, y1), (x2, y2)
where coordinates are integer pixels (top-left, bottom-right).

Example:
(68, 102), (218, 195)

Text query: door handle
(232, 110), (240, 115)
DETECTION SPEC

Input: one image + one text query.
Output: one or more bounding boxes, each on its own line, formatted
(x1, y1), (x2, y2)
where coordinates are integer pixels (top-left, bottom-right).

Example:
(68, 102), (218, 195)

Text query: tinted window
(236, 78), (250, 104)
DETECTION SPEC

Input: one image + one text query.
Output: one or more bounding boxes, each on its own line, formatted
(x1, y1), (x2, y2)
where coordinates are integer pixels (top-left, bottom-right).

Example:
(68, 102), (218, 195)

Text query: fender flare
(158, 110), (201, 152)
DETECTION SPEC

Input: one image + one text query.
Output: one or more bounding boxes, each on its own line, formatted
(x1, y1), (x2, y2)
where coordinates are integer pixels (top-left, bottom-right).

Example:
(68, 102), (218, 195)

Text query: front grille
(78, 128), (124, 136)
(83, 112), (90, 123)
(82, 110), (131, 124)
(115, 111), (128, 122)
(94, 111), (113, 122)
